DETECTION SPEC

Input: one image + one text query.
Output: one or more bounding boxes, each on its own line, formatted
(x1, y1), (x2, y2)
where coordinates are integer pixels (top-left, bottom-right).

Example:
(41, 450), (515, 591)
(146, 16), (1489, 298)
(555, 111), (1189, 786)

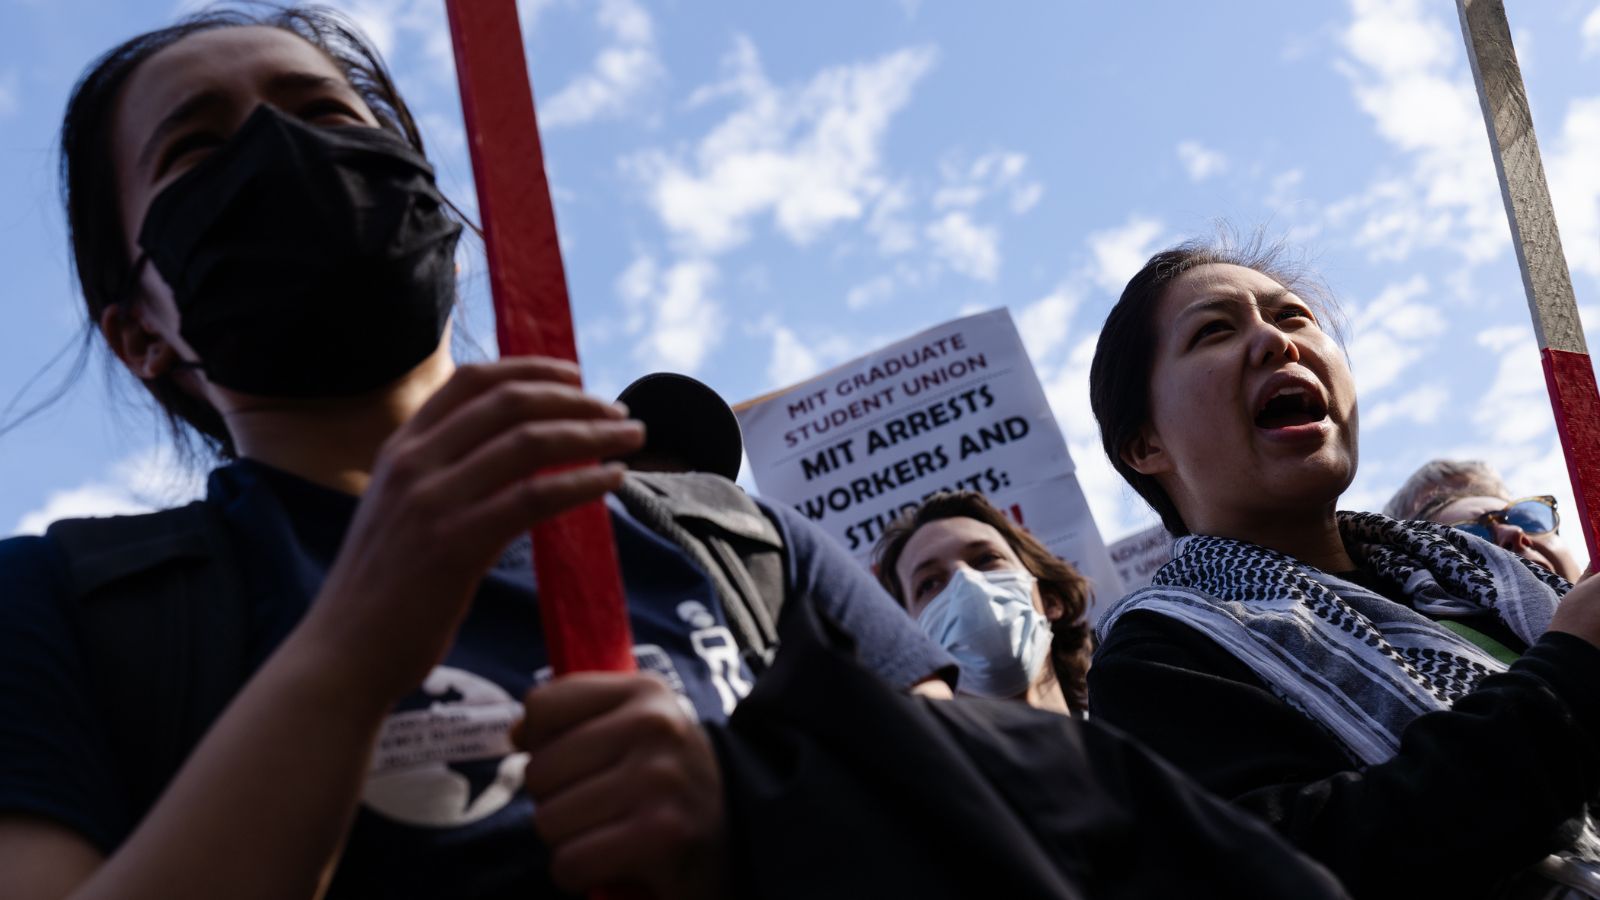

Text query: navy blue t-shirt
(0, 460), (952, 897)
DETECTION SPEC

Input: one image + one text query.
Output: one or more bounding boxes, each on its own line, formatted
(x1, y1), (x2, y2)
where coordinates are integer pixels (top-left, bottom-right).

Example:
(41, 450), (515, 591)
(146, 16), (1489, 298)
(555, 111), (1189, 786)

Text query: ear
(99, 303), (177, 381)
(1121, 424), (1172, 477)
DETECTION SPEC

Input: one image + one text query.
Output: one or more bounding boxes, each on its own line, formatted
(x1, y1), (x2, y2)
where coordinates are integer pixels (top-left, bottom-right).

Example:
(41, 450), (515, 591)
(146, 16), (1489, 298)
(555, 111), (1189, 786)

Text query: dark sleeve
(756, 499), (957, 691)
(0, 536), (130, 852)
(1088, 610), (1600, 897)
(1072, 717), (1349, 900)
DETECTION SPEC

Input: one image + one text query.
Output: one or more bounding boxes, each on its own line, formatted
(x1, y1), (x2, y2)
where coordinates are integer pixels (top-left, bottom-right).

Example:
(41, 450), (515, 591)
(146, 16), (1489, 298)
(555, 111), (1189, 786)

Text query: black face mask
(137, 104), (463, 397)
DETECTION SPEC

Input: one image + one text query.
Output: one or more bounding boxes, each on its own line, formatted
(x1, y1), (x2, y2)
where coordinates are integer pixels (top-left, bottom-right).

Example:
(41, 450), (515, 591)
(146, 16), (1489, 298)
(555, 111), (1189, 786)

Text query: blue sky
(5, 0), (1600, 569)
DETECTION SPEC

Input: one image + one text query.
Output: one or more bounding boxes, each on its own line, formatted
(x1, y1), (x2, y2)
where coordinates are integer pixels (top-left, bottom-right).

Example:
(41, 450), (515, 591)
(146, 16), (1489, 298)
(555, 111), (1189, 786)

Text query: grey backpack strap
(615, 472), (785, 670)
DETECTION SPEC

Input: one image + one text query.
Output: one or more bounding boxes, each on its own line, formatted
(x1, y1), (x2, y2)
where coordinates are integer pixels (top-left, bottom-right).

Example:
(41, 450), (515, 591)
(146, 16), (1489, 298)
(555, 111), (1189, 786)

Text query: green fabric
(1439, 619), (1522, 666)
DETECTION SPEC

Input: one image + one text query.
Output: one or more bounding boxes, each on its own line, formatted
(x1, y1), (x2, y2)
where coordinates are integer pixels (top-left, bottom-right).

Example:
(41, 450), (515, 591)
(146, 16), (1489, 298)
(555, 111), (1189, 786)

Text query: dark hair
(57, 4), (427, 459)
(873, 491), (1092, 709)
(1088, 234), (1342, 536)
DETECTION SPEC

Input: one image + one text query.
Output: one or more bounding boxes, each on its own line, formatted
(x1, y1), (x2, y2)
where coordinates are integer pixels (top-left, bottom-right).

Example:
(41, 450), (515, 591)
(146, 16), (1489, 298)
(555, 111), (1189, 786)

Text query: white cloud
(14, 486), (154, 537)
(932, 150), (1043, 216)
(1345, 275), (1445, 394)
(1010, 182), (1045, 215)
(540, 0), (663, 128)
(1361, 383), (1449, 430)
(1086, 216), (1165, 294)
(336, 0), (400, 60)
(843, 263), (933, 311)
(1040, 335), (1102, 446)
(1584, 5), (1600, 57)
(1267, 169), (1306, 209)
(932, 186), (983, 210)
(615, 255), (723, 373)
(1334, 0), (1506, 264)
(1450, 321), (1562, 518)
(846, 273), (898, 310)
(635, 37), (937, 255)
(750, 317), (883, 390)
(766, 325), (820, 386)
(1477, 322), (1532, 353)
(925, 211), (1000, 281)
(1032, 332), (1160, 540)
(1176, 140), (1228, 181)
(516, 0), (568, 32)
(1015, 283), (1082, 363)
(1545, 96), (1600, 279)
(866, 182), (918, 255)
(13, 448), (206, 536)
(315, 0), (464, 86)
(615, 253), (657, 330)
(1074, 437), (1161, 542)
(1472, 321), (1551, 442)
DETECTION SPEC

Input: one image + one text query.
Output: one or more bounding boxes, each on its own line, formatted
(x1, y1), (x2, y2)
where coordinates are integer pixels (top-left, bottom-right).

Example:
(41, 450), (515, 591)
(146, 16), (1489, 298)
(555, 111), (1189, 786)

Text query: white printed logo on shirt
(363, 666), (527, 828)
(677, 601), (752, 716)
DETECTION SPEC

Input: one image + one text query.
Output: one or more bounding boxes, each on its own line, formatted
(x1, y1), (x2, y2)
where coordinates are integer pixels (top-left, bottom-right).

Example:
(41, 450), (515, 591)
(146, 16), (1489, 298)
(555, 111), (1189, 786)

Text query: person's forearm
(72, 628), (392, 900)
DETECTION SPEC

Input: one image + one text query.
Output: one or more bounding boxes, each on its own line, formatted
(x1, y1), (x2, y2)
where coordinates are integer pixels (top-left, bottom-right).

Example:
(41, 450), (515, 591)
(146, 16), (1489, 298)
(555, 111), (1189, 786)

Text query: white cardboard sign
(736, 309), (1122, 614)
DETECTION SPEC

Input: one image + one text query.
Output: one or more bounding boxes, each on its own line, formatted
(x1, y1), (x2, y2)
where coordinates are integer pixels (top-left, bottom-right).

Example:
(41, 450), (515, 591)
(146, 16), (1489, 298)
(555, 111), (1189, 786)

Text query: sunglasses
(1443, 495), (1559, 541)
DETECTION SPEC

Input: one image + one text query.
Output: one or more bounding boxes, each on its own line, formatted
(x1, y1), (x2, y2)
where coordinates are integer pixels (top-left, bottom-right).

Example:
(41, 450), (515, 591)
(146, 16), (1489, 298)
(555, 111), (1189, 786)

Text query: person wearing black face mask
(0, 10), (962, 899)
(134, 103), (463, 398)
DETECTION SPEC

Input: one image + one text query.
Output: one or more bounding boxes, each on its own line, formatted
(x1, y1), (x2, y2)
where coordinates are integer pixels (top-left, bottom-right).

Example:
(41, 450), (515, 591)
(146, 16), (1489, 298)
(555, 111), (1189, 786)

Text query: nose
(1491, 521), (1531, 552)
(1248, 313), (1301, 366)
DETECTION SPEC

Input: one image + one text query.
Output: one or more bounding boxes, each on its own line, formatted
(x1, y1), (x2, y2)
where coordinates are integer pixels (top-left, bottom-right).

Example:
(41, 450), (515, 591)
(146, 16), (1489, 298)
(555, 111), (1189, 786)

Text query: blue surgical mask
(917, 568), (1052, 698)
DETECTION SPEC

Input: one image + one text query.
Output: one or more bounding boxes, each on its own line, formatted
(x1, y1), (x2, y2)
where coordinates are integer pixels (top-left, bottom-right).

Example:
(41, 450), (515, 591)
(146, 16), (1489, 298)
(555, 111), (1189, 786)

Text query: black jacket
(710, 599), (1351, 899)
(1090, 610), (1600, 898)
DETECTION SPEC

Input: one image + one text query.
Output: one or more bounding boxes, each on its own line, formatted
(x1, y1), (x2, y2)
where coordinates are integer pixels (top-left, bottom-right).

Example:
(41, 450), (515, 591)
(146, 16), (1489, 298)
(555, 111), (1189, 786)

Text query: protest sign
(1106, 524), (1174, 593)
(736, 309), (1122, 615)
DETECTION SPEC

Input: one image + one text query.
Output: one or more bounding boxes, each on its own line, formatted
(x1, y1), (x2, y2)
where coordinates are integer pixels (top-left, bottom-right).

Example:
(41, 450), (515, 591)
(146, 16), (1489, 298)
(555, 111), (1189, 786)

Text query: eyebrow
(905, 539), (1006, 589)
(135, 72), (355, 173)
(1173, 288), (1293, 327)
(136, 89), (228, 172)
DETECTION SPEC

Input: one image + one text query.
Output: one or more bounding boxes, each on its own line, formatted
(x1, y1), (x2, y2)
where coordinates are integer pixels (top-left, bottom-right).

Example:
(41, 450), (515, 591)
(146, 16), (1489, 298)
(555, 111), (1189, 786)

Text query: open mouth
(1253, 385), (1329, 429)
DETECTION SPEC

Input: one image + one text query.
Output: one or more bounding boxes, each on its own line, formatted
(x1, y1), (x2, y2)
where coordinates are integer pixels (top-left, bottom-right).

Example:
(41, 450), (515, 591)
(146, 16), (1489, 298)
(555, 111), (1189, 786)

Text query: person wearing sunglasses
(1385, 459), (1584, 582)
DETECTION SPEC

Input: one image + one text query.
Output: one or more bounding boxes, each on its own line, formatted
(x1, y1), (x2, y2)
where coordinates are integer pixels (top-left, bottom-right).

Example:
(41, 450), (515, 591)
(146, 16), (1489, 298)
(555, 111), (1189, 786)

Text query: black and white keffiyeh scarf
(1095, 511), (1600, 895)
(1097, 511), (1565, 765)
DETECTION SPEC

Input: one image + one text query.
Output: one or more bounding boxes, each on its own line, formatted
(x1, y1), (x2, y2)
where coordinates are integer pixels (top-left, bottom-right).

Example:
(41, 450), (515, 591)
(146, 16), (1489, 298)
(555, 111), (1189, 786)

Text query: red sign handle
(446, 6), (675, 894)
(1542, 349), (1600, 565)
(445, 0), (635, 677)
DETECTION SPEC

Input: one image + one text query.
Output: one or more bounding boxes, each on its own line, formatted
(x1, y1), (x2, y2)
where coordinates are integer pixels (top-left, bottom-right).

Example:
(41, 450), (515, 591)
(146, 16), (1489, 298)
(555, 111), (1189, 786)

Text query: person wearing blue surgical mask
(874, 491), (1092, 714)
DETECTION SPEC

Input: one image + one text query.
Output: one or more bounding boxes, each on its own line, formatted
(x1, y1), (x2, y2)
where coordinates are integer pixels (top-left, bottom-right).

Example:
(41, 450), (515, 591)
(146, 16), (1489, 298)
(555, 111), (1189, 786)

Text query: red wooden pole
(1460, 0), (1600, 564)
(445, 0), (636, 676)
